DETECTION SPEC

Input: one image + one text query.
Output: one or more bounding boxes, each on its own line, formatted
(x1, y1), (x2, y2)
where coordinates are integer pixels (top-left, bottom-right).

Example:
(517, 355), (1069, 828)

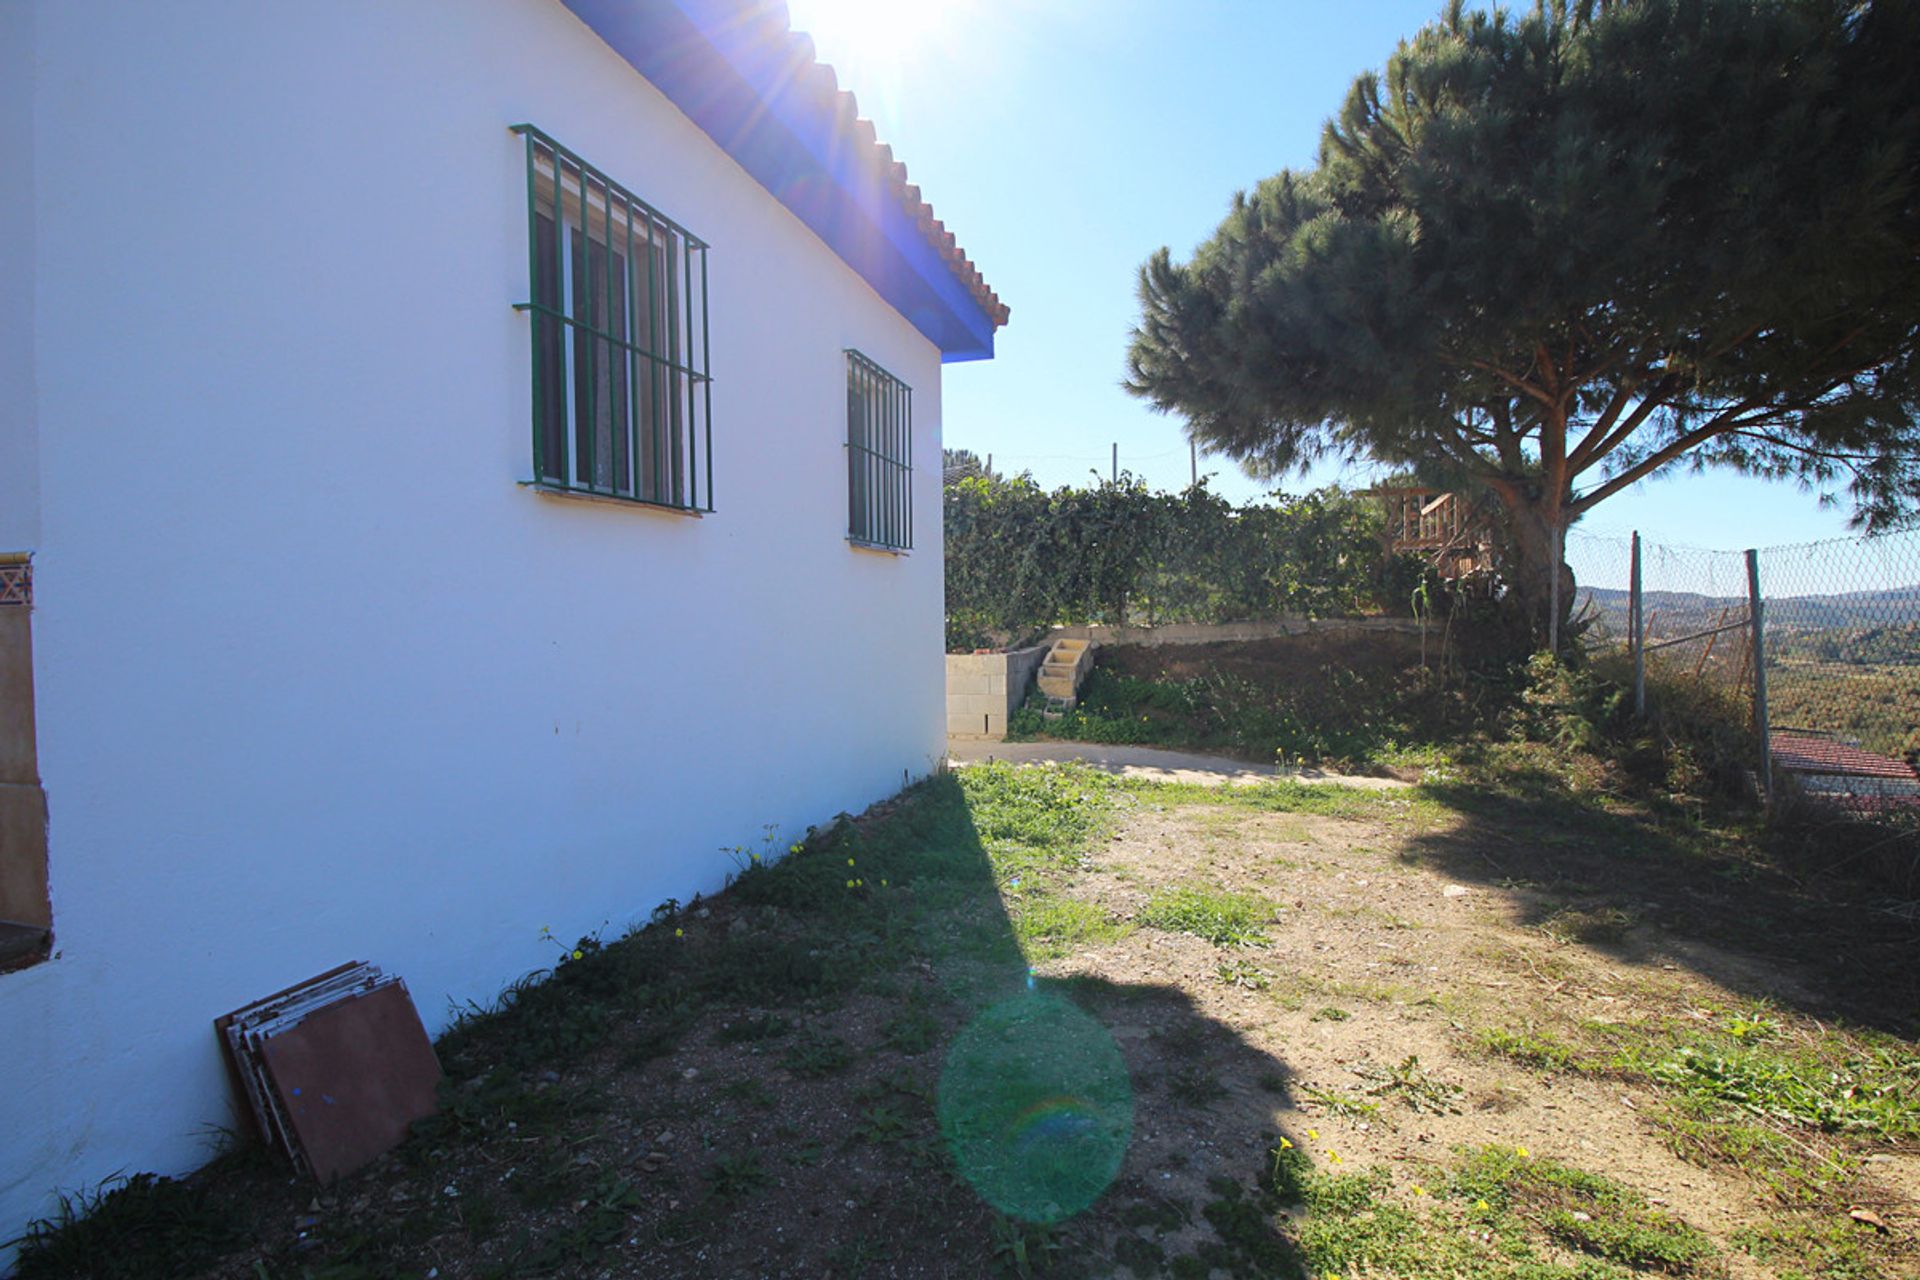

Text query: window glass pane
(533, 209), (567, 483)
(665, 229), (685, 509)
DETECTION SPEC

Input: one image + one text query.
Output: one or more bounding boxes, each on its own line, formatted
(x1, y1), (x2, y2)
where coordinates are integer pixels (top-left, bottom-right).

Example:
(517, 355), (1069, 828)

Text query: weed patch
(1648, 1043), (1920, 1136)
(1253, 1141), (1717, 1279)
(1138, 884), (1276, 946)
(1733, 1216), (1905, 1280)
(1352, 1054), (1463, 1115)
(957, 762), (1120, 879)
(1013, 895), (1127, 961)
(1539, 904), (1635, 946)
(1215, 959), (1274, 990)
(1128, 775), (1418, 822)
(704, 1152), (769, 1201)
(10, 1175), (245, 1280)
(713, 1013), (791, 1044)
(1451, 1145), (1718, 1273)
(1008, 633), (1484, 769)
(1300, 1085), (1381, 1121)
(780, 1029), (855, 1079)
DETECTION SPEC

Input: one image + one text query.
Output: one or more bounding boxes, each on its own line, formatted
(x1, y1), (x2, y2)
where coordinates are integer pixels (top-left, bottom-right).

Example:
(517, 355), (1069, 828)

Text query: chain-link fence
(1565, 526), (1920, 819)
(1756, 533), (1920, 818)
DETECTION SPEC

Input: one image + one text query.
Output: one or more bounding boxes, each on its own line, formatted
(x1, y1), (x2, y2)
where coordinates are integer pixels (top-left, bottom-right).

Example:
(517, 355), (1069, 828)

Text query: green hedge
(943, 476), (1423, 651)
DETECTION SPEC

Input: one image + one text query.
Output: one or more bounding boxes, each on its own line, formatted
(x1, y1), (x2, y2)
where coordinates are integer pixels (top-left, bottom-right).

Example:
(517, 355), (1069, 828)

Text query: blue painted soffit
(561, 0), (1001, 362)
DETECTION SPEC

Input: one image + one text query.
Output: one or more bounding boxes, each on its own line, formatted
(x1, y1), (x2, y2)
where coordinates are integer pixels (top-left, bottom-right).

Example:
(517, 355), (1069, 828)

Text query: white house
(0, 0), (1005, 1255)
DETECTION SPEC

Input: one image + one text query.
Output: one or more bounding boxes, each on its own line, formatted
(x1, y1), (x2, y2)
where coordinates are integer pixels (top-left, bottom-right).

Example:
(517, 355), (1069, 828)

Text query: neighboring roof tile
(1771, 730), (1920, 782)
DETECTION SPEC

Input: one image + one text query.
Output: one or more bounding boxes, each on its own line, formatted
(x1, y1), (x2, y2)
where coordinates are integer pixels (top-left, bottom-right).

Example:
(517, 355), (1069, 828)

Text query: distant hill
(1574, 583), (1920, 640)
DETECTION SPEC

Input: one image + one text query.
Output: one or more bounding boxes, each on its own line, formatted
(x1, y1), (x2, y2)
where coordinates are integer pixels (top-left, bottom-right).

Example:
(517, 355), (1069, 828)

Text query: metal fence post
(1631, 531), (1645, 717)
(1746, 548), (1772, 811)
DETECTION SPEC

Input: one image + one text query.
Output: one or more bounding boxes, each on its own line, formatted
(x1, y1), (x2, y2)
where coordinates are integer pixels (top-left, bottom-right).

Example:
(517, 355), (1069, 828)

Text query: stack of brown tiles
(218, 962), (443, 1182)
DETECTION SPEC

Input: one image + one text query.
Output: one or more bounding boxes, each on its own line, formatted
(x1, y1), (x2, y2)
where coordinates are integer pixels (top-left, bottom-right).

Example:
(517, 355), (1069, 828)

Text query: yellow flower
(1516, 1146), (1530, 1159)
(571, 949), (583, 960)
(847, 879), (856, 888)
(1328, 1151), (1341, 1163)
(790, 843), (802, 854)
(1279, 1138), (1293, 1149)
(1476, 1199), (1490, 1211)
(847, 858), (856, 867)
(751, 853), (761, 862)
(674, 928), (683, 938)
(881, 878), (889, 887)
(1411, 1184), (1427, 1196)
(1307, 1128), (1319, 1141)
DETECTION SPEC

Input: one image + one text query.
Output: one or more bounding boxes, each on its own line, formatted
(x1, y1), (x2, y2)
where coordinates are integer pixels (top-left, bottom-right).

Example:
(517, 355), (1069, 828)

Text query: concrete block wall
(945, 644), (1047, 740)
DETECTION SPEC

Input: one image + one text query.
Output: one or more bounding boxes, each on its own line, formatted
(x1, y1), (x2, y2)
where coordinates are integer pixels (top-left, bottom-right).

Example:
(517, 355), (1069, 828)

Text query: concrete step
(1035, 636), (1097, 708)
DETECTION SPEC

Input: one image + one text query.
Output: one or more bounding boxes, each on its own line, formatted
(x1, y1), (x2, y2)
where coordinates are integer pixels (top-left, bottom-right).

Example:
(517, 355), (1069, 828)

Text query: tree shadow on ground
(1406, 763), (1920, 1036)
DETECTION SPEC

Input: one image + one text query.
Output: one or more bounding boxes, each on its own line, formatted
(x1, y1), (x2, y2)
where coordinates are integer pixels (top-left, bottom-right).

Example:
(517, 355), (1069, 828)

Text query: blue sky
(784, 0), (1867, 556)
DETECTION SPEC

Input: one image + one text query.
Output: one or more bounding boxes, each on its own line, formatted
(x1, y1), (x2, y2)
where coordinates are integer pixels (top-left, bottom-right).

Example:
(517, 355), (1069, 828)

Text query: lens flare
(938, 991), (1132, 1223)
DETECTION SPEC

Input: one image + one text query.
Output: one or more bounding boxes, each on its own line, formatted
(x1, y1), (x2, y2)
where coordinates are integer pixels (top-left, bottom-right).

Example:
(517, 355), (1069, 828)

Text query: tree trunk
(1498, 497), (1575, 651)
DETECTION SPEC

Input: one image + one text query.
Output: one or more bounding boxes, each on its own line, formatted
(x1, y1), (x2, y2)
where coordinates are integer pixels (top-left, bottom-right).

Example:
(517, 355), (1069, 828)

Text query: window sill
(848, 538), (911, 557)
(521, 481), (707, 517)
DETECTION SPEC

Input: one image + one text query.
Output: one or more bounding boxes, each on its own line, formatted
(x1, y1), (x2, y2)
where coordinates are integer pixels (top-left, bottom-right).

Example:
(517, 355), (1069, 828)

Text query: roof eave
(561, 0), (1000, 361)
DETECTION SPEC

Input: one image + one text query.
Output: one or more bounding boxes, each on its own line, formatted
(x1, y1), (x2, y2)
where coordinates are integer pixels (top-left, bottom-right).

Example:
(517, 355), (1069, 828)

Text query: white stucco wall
(0, 0), (36, 553)
(0, 0), (950, 1253)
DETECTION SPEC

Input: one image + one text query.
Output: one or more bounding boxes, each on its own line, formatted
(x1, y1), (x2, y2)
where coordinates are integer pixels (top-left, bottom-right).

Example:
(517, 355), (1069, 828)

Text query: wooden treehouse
(1370, 488), (1499, 579)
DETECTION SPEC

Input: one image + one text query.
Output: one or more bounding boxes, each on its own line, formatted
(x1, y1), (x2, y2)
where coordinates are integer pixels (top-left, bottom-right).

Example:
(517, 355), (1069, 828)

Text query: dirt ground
(1048, 798), (1919, 1277)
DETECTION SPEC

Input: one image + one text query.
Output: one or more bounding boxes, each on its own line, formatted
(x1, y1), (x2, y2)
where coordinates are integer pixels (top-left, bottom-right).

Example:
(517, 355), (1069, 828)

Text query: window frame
(0, 552), (50, 975)
(510, 124), (714, 514)
(844, 349), (914, 553)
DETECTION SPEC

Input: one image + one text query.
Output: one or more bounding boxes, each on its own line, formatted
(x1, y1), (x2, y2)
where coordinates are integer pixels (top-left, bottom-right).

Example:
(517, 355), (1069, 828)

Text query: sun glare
(785, 0), (959, 67)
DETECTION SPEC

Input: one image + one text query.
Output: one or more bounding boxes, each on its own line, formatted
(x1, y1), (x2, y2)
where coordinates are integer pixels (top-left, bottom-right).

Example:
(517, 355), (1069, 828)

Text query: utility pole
(1190, 441), (1197, 488)
(1111, 442), (1117, 484)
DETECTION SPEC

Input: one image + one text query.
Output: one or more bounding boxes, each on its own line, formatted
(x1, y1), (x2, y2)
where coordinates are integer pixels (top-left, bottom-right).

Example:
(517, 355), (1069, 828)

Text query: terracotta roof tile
(779, 13), (1009, 329)
(1771, 730), (1920, 782)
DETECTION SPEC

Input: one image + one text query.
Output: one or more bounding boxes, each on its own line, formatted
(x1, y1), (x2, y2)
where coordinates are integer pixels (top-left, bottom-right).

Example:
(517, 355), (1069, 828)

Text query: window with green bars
(512, 125), (713, 512)
(845, 351), (913, 551)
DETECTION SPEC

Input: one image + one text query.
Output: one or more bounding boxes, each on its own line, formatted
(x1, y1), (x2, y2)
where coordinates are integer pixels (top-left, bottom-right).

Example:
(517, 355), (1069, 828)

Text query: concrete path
(944, 739), (1411, 790)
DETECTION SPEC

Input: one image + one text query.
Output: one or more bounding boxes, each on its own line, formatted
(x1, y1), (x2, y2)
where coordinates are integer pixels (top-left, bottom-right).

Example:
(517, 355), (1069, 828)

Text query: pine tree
(1125, 0), (1920, 640)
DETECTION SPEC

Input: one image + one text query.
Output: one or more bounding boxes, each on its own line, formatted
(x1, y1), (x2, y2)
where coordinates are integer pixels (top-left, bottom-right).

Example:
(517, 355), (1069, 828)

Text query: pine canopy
(1126, 0), (1920, 622)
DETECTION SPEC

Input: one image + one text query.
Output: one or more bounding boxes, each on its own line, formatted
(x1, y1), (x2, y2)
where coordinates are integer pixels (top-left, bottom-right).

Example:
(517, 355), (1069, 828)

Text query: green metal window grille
(511, 125), (713, 512)
(845, 350), (913, 551)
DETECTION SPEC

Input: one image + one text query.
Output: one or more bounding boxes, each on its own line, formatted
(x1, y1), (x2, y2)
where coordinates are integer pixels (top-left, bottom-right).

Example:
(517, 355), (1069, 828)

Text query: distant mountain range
(1577, 584), (1920, 634)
